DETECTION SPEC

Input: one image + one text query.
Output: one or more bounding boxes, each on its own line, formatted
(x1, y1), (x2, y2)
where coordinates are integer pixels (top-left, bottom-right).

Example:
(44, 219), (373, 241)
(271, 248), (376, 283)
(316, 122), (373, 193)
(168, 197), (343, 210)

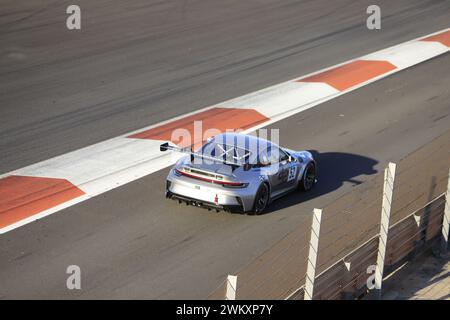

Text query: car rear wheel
(251, 183), (269, 215)
(300, 163), (316, 191)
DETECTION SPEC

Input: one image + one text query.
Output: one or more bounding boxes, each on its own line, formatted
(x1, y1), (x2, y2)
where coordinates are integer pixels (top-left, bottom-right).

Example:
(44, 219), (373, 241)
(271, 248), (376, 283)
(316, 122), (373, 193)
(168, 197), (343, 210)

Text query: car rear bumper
(165, 167), (260, 212)
(166, 189), (244, 213)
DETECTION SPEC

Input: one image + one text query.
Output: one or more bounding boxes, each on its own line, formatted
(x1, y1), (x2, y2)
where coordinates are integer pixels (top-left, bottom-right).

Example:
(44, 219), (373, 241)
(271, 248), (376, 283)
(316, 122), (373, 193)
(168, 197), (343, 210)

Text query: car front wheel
(300, 163), (316, 191)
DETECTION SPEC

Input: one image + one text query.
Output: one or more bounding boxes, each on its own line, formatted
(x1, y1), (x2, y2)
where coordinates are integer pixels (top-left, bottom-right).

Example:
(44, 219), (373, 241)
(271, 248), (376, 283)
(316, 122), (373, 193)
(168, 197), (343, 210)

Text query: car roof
(211, 132), (279, 149)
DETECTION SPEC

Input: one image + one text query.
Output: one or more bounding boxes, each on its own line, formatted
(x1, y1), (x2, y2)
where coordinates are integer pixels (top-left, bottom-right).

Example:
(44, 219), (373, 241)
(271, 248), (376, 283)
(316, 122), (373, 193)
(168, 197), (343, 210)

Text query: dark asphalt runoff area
(0, 1), (449, 299)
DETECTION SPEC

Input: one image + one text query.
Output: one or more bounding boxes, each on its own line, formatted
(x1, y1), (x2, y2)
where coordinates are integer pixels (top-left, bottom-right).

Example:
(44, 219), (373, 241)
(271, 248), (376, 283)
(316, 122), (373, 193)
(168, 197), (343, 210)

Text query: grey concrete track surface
(1, 53), (449, 299)
(0, 1), (450, 299)
(1, 0), (450, 173)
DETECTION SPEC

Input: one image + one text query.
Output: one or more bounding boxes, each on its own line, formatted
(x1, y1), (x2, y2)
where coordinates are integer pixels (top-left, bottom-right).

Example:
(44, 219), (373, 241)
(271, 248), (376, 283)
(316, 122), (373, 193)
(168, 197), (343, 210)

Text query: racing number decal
(287, 166), (297, 182)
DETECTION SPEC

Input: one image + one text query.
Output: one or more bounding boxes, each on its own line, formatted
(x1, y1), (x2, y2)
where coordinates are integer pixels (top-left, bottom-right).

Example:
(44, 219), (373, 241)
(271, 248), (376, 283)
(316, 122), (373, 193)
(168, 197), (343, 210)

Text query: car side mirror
(288, 155), (293, 162)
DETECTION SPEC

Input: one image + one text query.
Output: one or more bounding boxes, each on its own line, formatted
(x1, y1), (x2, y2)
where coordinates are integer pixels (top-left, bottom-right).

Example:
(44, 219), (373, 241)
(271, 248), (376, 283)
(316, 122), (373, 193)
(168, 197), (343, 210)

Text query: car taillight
(221, 182), (249, 188)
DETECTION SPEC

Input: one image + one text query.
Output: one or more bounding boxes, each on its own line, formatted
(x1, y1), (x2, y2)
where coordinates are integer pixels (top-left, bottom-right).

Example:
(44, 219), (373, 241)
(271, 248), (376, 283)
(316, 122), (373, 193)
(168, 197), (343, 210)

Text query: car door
(260, 146), (292, 196)
(273, 147), (298, 192)
(281, 149), (299, 190)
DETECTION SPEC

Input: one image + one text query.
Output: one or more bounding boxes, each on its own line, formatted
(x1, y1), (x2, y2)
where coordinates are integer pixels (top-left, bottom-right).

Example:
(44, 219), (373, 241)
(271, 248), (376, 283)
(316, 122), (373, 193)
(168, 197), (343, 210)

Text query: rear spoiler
(160, 142), (251, 170)
(160, 142), (184, 152)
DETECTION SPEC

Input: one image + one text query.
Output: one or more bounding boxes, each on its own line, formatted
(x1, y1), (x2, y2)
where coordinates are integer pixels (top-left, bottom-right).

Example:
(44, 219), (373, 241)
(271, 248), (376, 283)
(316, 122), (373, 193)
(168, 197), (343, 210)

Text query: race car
(161, 132), (316, 214)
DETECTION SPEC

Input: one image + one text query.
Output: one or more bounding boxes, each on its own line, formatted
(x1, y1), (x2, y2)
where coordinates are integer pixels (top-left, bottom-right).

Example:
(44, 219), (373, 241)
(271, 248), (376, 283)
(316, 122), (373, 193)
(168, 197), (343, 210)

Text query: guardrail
(209, 130), (450, 300)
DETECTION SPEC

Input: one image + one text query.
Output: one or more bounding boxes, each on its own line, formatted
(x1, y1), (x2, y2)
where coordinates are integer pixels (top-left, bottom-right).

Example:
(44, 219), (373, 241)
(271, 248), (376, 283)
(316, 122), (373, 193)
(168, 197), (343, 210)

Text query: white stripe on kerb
(8, 138), (182, 196)
(223, 82), (338, 118)
(361, 41), (448, 69)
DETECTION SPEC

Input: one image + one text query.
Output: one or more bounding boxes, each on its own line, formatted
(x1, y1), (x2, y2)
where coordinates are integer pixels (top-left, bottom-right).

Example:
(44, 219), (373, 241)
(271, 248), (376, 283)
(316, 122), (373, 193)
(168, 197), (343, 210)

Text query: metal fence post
(441, 169), (450, 254)
(374, 162), (396, 299)
(225, 275), (237, 300)
(304, 208), (323, 300)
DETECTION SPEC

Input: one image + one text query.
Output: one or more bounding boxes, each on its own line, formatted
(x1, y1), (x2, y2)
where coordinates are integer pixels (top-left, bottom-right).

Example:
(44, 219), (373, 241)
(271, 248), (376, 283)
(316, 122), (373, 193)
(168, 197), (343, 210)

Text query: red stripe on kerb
(0, 175), (85, 229)
(299, 60), (396, 91)
(128, 107), (269, 149)
(421, 30), (450, 47)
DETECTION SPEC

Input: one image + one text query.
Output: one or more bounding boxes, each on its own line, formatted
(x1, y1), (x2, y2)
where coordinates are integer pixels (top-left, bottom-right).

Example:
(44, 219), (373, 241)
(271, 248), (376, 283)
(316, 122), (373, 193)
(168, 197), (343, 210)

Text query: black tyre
(251, 183), (270, 215)
(300, 162), (316, 191)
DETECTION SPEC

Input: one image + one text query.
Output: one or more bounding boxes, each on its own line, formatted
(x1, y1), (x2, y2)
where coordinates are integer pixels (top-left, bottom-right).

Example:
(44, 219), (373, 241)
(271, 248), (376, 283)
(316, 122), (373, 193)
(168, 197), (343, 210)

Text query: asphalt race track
(0, 0), (449, 299)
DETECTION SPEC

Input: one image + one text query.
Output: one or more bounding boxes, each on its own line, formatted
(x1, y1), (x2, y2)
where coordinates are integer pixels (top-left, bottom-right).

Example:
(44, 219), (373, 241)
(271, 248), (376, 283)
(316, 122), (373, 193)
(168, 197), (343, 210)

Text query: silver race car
(161, 133), (316, 214)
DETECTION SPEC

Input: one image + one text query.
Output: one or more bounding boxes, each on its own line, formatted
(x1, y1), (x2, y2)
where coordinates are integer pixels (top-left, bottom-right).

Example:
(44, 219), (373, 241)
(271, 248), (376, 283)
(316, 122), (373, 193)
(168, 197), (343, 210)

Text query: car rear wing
(160, 142), (251, 170)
